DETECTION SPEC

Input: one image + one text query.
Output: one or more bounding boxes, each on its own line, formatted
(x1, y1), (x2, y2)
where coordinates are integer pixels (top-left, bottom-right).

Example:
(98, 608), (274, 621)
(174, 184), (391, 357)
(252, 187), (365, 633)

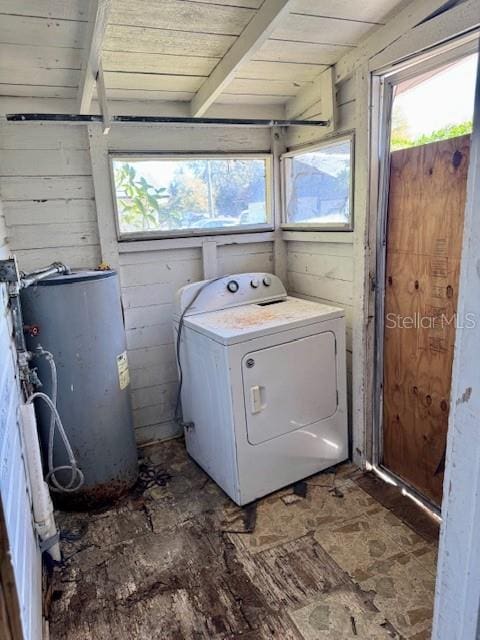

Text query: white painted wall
(0, 121), (275, 444)
(0, 122), (101, 270)
(105, 124), (275, 443)
(0, 199), (43, 640)
(282, 0), (478, 464)
(286, 239), (354, 412)
(283, 76), (357, 433)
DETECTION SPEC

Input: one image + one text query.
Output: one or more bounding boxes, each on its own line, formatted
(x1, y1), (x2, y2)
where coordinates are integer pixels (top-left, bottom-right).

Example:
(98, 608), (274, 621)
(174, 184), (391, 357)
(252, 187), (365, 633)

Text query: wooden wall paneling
(102, 50), (215, 76)
(104, 25), (234, 57)
(109, 0), (255, 36)
(0, 176), (94, 202)
(432, 59), (480, 640)
(104, 73), (203, 93)
(185, 0), (262, 7)
(0, 123), (101, 272)
(290, 0), (404, 23)
(12, 247), (100, 272)
(106, 124), (271, 153)
(217, 242), (274, 276)
(0, 281), (43, 640)
(272, 14), (376, 46)
(0, 14), (86, 48)
(382, 135), (470, 505)
(241, 60), (327, 82)
(0, 499), (23, 640)
(0, 68), (81, 90)
(257, 40), (355, 65)
(0, 0), (89, 21)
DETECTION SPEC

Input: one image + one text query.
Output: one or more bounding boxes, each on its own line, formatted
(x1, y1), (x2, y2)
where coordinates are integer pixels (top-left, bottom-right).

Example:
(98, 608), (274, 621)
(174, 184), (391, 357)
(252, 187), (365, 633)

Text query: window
(390, 52), (477, 151)
(282, 134), (354, 230)
(110, 155), (272, 239)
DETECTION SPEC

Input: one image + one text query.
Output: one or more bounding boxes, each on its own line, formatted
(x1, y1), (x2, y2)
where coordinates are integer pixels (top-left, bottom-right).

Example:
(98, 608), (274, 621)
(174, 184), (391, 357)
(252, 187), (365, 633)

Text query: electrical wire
(174, 275), (229, 429)
(28, 348), (84, 493)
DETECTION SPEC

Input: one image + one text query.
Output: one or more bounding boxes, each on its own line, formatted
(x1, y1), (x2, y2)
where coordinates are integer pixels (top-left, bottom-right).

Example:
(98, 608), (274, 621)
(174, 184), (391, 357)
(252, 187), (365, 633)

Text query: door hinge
(336, 390), (339, 406)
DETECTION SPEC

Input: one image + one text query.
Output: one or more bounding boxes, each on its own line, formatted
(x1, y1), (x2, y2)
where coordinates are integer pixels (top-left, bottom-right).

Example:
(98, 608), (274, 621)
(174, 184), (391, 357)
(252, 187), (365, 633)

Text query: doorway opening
(372, 38), (479, 513)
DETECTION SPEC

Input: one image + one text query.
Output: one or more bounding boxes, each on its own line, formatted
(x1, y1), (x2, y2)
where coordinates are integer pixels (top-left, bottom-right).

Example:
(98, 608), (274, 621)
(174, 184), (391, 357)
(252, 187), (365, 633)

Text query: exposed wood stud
(190, 0), (293, 117)
(271, 127), (288, 285)
(96, 61), (111, 135)
(285, 66), (336, 126)
(202, 239), (218, 279)
(87, 124), (120, 270)
(78, 0), (112, 114)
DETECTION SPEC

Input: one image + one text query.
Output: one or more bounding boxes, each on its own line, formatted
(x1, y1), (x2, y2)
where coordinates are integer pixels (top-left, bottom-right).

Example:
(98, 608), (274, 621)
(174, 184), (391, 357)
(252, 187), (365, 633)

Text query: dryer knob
(227, 280), (239, 293)
(263, 276), (272, 287)
(250, 278), (260, 289)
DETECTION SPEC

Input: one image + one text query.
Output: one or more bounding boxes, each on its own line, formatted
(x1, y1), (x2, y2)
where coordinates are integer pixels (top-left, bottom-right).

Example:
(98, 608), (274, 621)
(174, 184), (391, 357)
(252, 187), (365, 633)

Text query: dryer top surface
(183, 296), (344, 345)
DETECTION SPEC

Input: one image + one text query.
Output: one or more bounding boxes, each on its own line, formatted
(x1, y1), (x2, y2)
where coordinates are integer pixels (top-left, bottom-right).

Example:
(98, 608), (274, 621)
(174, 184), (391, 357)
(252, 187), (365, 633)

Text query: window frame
(109, 152), (274, 241)
(281, 132), (355, 231)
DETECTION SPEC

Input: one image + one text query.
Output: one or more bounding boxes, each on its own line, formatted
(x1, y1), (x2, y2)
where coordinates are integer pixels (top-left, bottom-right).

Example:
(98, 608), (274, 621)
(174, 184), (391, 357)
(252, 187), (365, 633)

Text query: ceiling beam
(96, 61), (111, 134)
(190, 0), (292, 117)
(284, 0), (458, 124)
(77, 0), (112, 114)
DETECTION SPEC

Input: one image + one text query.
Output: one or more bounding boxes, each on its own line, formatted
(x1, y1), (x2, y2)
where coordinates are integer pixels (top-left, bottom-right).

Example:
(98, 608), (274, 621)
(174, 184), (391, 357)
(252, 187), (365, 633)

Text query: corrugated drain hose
(27, 348), (84, 493)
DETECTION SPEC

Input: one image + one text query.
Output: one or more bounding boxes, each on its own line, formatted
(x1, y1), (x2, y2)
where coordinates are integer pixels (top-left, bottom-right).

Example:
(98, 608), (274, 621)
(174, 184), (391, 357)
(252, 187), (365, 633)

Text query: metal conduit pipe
(21, 262), (70, 289)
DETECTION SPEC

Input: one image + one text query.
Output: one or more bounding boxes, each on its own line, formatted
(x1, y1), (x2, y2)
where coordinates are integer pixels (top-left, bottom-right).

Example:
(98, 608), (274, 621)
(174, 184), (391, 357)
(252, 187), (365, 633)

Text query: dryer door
(242, 331), (337, 445)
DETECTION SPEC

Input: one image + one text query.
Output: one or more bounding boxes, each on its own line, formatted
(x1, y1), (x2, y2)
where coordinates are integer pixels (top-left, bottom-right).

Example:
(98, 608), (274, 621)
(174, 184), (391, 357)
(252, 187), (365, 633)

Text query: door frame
(369, 33), (480, 514)
(432, 48), (480, 640)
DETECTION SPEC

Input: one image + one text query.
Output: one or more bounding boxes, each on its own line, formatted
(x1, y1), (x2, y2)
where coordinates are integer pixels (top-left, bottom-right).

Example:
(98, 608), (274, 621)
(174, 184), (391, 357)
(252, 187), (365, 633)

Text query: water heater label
(117, 351), (130, 389)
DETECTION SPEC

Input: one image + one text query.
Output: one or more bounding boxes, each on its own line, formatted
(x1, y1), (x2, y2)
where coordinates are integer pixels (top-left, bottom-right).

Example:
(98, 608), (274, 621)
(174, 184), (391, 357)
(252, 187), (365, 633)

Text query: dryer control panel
(174, 273), (287, 317)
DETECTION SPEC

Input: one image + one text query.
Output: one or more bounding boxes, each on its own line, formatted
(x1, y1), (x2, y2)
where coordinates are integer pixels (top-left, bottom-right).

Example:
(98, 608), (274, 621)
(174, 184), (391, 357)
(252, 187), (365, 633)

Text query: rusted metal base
(53, 475), (137, 511)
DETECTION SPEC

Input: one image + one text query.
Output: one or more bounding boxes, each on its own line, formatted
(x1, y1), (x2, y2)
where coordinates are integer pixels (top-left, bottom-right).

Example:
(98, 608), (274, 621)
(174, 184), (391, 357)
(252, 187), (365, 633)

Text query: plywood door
(382, 135), (470, 506)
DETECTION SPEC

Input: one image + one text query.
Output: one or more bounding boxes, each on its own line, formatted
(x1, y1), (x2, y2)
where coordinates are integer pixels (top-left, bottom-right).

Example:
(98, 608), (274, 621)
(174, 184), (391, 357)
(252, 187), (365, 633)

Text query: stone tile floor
(48, 439), (439, 640)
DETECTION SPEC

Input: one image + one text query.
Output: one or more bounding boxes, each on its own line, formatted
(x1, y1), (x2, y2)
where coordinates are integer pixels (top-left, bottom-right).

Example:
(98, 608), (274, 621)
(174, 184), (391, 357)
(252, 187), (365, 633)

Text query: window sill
(117, 230), (276, 253)
(282, 230), (354, 244)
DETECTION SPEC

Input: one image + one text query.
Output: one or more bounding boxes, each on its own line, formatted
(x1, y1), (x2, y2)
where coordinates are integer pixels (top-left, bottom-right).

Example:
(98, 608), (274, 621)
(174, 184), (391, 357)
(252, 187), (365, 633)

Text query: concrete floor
(48, 439), (439, 640)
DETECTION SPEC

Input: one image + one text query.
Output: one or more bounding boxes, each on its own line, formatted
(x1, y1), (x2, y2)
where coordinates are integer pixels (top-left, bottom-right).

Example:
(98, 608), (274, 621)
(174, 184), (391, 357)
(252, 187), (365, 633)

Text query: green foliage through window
(114, 163), (181, 231)
(391, 120), (472, 151)
(112, 157), (268, 235)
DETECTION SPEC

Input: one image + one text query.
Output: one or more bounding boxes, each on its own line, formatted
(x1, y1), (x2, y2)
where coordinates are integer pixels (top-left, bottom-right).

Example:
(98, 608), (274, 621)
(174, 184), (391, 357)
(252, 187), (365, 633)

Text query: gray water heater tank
(21, 270), (138, 507)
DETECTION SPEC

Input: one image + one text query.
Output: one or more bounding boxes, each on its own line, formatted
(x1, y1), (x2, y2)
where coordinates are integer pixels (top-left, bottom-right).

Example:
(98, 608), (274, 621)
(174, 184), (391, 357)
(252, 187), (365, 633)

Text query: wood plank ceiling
(0, 0), (409, 111)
